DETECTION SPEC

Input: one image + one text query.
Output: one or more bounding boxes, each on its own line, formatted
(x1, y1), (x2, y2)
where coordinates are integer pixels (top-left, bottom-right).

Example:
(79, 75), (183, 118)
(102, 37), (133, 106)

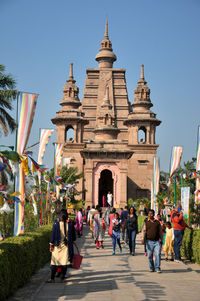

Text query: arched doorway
(92, 163), (120, 207)
(98, 169), (113, 207)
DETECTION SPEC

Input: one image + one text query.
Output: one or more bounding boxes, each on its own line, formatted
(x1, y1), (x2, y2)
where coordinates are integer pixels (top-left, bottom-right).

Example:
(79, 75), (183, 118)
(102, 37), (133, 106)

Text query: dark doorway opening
(98, 169), (113, 207)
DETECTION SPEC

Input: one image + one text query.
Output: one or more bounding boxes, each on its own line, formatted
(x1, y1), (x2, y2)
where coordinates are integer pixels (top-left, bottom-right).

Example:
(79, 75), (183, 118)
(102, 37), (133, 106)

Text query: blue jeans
(174, 229), (184, 260)
(128, 230), (137, 253)
(113, 232), (121, 252)
(122, 228), (128, 242)
(146, 240), (161, 271)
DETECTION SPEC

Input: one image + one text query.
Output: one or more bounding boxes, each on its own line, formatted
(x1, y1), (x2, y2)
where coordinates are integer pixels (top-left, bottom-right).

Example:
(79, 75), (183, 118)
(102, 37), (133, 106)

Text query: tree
(0, 64), (16, 136)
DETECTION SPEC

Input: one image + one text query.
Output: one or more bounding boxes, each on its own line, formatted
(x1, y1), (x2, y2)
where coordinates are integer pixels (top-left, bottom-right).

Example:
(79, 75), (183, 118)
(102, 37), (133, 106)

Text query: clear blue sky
(1, 0), (200, 172)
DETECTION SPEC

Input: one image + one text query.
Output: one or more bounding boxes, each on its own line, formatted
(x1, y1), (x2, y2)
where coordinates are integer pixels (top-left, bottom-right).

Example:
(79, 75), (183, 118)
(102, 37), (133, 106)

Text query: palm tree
(0, 64), (16, 136)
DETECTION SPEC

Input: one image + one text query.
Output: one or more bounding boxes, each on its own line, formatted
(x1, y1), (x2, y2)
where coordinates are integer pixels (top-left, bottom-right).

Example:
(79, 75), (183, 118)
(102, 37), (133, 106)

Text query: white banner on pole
(181, 187), (190, 220)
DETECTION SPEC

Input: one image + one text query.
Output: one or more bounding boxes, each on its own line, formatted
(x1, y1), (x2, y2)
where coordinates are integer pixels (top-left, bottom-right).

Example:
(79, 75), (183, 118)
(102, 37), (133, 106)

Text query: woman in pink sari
(108, 208), (116, 237)
(75, 208), (83, 237)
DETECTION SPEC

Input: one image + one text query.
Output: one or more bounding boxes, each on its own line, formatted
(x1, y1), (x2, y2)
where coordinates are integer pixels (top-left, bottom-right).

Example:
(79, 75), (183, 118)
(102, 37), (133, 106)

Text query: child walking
(112, 212), (122, 255)
(164, 222), (174, 261)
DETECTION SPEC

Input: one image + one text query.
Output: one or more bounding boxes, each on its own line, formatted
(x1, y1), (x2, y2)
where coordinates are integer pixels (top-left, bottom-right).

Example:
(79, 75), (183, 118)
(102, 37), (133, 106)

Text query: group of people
(141, 204), (191, 273)
(87, 205), (139, 256)
(48, 202), (190, 282)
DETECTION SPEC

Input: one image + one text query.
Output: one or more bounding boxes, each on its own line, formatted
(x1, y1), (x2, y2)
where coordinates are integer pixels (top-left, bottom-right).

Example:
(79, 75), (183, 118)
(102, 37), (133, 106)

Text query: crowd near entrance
(98, 169), (113, 207)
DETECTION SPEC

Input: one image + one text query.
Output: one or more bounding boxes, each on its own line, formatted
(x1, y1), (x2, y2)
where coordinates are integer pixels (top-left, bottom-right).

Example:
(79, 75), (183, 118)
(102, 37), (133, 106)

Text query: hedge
(181, 228), (200, 263)
(0, 225), (52, 300)
(138, 215), (147, 232)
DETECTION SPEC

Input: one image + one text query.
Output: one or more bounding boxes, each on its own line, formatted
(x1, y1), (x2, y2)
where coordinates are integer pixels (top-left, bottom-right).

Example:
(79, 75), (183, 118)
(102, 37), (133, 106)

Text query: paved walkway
(9, 227), (200, 301)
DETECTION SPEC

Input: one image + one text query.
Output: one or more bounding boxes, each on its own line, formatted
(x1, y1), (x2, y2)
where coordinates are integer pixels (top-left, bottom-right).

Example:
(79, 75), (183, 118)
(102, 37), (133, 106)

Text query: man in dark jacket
(141, 209), (163, 273)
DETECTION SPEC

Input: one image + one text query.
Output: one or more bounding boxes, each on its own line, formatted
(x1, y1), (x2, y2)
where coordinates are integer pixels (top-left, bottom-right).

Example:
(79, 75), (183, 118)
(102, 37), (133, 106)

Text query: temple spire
(95, 21), (117, 68)
(68, 62), (74, 80)
(140, 64), (144, 80)
(138, 64), (147, 85)
(104, 19), (109, 39)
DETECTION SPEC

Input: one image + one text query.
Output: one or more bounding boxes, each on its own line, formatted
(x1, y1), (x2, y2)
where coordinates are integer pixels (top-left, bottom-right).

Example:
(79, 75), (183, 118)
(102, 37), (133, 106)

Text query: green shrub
(138, 215), (146, 232)
(181, 228), (200, 264)
(191, 229), (200, 264)
(0, 225), (52, 300)
(180, 228), (193, 260)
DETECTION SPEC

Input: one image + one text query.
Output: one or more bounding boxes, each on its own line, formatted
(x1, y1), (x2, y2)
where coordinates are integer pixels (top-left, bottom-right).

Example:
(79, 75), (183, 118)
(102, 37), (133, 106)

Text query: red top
(171, 210), (188, 230)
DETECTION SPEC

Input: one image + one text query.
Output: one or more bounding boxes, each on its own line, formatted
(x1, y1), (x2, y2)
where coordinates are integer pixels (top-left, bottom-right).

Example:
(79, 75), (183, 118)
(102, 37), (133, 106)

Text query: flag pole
(12, 91), (19, 235)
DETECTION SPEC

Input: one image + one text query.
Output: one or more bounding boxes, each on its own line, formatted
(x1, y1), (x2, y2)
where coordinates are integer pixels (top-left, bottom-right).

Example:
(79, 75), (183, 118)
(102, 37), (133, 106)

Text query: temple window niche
(138, 126), (146, 143)
(65, 125), (74, 142)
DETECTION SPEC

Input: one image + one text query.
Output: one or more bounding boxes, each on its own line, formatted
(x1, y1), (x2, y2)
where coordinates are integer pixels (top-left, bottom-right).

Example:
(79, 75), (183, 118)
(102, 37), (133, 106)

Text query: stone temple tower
(52, 21), (161, 208)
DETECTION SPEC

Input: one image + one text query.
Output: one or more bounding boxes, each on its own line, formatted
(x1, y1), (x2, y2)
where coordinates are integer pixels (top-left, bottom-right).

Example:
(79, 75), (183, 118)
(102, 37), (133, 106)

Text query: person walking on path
(171, 204), (191, 262)
(112, 212), (122, 255)
(108, 208), (116, 237)
(127, 206), (138, 256)
(93, 207), (106, 249)
(164, 221), (174, 261)
(49, 211), (76, 283)
(121, 206), (128, 243)
(87, 205), (96, 238)
(75, 208), (83, 237)
(141, 209), (163, 273)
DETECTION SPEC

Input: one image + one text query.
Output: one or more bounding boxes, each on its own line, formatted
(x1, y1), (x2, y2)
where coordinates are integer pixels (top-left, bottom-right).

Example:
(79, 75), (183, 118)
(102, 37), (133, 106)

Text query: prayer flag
(14, 92), (38, 236)
(38, 129), (54, 184)
(153, 156), (160, 214)
(54, 143), (64, 177)
(170, 146), (183, 177)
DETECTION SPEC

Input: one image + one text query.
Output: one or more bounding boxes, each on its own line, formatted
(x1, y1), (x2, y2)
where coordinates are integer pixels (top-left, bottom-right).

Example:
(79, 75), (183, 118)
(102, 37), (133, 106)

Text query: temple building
(52, 21), (161, 208)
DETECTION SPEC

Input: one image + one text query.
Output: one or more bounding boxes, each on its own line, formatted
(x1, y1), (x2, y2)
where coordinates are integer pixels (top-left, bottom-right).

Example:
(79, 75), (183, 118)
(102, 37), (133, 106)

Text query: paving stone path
(8, 227), (200, 301)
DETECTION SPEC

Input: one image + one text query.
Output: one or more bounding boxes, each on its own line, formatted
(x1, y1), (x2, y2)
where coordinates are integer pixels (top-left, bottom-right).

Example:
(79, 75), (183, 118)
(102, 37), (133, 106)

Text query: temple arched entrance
(98, 169), (113, 207)
(93, 162), (120, 207)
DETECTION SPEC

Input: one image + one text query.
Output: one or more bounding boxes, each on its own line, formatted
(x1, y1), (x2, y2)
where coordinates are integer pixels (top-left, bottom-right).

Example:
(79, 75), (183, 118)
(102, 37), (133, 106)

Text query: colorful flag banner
(37, 129), (54, 183)
(195, 126), (200, 204)
(196, 126), (200, 172)
(14, 92), (38, 236)
(170, 146), (183, 177)
(30, 193), (38, 216)
(38, 129), (54, 164)
(153, 156), (160, 214)
(150, 181), (154, 210)
(181, 187), (190, 220)
(54, 143), (64, 177)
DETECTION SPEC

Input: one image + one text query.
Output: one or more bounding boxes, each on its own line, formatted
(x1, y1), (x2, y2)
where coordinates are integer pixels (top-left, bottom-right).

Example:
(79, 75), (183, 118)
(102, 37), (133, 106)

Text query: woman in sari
(75, 208), (83, 237)
(108, 208), (116, 237)
(93, 207), (106, 249)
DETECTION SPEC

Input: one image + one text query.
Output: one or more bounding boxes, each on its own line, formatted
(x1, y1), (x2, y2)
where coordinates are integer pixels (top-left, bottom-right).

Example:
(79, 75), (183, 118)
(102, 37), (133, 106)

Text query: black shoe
(132, 252), (135, 256)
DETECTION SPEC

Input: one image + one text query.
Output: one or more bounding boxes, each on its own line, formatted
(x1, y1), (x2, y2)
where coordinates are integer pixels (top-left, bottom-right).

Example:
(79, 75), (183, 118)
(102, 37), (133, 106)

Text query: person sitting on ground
(48, 210), (76, 283)
(164, 222), (174, 261)
(112, 212), (122, 255)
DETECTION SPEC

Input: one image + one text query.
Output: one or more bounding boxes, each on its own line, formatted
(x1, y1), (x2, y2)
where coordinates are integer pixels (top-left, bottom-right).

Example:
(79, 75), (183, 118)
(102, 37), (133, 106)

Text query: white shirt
(107, 193), (113, 206)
